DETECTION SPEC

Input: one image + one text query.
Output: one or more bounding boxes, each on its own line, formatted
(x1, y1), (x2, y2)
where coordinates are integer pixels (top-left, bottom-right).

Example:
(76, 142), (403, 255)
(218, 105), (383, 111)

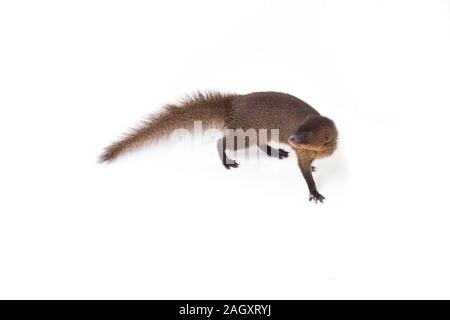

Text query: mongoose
(100, 91), (338, 202)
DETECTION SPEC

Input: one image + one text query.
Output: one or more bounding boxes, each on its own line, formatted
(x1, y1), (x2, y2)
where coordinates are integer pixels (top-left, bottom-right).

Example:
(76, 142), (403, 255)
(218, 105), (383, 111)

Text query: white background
(1, 0), (449, 299)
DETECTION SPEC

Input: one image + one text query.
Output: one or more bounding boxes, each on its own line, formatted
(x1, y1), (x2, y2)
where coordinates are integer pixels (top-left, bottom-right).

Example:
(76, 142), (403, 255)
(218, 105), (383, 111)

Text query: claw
(309, 191), (325, 203)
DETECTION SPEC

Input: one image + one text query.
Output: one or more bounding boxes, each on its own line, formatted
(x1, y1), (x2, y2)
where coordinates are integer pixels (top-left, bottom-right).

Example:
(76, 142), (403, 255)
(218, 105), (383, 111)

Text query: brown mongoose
(100, 91), (338, 202)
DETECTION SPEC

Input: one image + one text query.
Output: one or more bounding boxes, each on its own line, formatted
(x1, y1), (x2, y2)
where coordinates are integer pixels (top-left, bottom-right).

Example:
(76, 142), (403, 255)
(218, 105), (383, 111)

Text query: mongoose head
(288, 115), (338, 153)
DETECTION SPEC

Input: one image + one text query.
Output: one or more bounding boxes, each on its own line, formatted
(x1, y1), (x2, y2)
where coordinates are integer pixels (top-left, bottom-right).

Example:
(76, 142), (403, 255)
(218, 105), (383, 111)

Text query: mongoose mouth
(287, 139), (303, 149)
(288, 138), (325, 152)
(288, 135), (308, 149)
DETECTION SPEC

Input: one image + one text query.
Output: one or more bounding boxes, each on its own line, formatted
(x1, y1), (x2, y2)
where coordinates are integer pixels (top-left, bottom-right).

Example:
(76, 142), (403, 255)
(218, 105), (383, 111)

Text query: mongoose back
(100, 91), (338, 202)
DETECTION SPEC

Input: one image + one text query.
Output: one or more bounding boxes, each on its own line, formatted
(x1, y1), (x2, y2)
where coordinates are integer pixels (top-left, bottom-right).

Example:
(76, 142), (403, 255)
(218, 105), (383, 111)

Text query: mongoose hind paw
(223, 160), (239, 170)
(278, 148), (289, 159)
(309, 191), (325, 203)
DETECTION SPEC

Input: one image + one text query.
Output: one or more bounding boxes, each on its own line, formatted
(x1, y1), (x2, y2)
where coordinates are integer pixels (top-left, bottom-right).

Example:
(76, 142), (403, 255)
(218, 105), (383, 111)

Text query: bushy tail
(99, 91), (236, 162)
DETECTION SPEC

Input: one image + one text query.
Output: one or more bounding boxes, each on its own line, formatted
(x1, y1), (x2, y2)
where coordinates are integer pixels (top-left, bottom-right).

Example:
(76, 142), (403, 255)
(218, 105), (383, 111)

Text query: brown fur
(100, 91), (338, 202)
(99, 91), (236, 162)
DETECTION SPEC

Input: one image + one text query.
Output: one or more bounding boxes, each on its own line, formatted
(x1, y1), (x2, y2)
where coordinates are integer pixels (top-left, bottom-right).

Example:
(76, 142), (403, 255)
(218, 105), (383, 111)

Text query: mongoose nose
(288, 134), (296, 143)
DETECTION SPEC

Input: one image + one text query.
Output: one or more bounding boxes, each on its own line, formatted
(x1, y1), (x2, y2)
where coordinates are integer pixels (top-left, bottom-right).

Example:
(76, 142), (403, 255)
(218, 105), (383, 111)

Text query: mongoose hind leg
(216, 137), (239, 169)
(258, 143), (289, 159)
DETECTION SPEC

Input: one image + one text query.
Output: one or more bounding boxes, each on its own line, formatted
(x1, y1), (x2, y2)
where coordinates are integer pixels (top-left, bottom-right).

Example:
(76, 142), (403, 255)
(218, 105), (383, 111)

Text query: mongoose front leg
(296, 149), (324, 203)
(258, 143), (289, 159)
(217, 137), (239, 169)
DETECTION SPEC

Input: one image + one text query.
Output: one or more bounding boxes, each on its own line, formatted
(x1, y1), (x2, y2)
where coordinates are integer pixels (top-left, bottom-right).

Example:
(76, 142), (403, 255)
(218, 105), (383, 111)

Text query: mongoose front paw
(278, 148), (289, 159)
(223, 160), (239, 169)
(309, 191), (325, 203)
(311, 166), (316, 172)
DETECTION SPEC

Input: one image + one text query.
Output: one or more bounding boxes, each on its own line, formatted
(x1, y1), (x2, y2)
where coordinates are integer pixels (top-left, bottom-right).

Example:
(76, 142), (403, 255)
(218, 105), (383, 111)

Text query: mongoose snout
(288, 132), (312, 145)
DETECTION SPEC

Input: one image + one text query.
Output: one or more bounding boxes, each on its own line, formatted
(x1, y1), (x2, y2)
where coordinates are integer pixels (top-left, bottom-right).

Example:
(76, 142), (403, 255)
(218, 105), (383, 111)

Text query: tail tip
(98, 148), (116, 164)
